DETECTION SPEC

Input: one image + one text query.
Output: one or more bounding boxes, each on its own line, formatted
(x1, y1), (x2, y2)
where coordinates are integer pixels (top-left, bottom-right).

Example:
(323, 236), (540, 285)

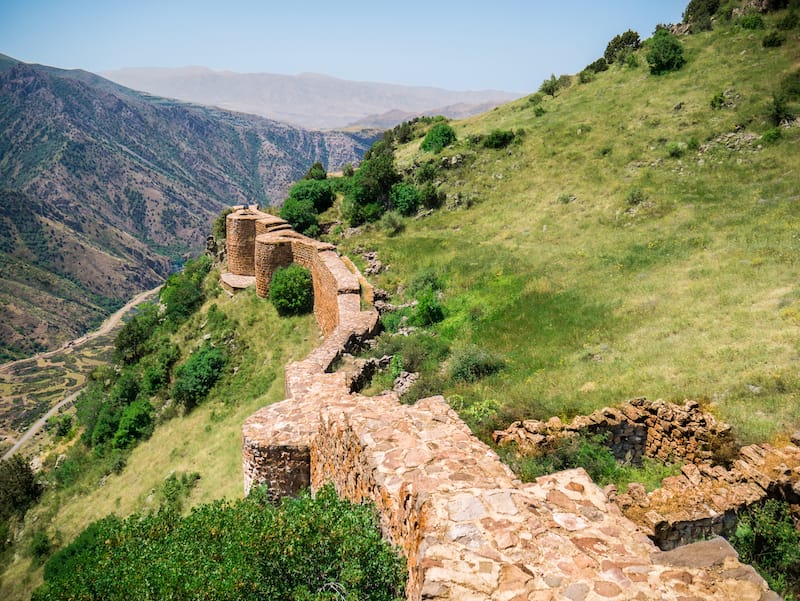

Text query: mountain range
(0, 54), (376, 360)
(100, 67), (521, 129)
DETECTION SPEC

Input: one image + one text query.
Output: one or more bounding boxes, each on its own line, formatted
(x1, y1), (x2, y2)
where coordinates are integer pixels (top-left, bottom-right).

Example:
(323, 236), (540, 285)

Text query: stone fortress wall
(224, 208), (782, 601)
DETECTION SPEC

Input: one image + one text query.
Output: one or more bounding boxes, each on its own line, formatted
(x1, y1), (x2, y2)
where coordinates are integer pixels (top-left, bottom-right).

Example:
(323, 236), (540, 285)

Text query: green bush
(740, 12), (765, 29)
(585, 57), (609, 73)
(113, 302), (159, 365)
(646, 29), (686, 74)
(579, 69), (595, 84)
(29, 530), (52, 565)
(625, 188), (648, 206)
(410, 290), (444, 326)
(414, 161), (439, 184)
(762, 127), (782, 143)
(539, 74), (559, 97)
(303, 160), (327, 181)
(777, 10), (799, 29)
(379, 211), (404, 236)
(763, 30), (786, 47)
(710, 91), (726, 109)
(0, 455), (41, 521)
(269, 264), (314, 317)
(666, 141), (686, 158)
(212, 207), (233, 241)
(160, 257), (211, 325)
(684, 0), (720, 31)
(390, 182), (420, 216)
(448, 345), (505, 383)
(171, 343), (226, 409)
(604, 30), (641, 64)
(34, 484), (406, 601)
(731, 499), (800, 598)
(420, 123), (457, 153)
(419, 183), (444, 210)
(287, 178), (335, 213)
(111, 399), (153, 448)
(279, 196), (319, 237)
(483, 129), (515, 149)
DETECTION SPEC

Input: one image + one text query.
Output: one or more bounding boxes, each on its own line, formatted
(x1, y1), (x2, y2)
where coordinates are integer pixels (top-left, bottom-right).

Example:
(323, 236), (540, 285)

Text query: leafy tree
(341, 139), (400, 225)
(303, 161), (327, 180)
(113, 303), (159, 365)
(0, 456), (40, 521)
(111, 399), (153, 448)
(683, 0), (720, 31)
(740, 12), (765, 29)
(393, 120), (413, 143)
(34, 485), (406, 601)
(269, 264), (314, 316)
(646, 29), (686, 74)
(420, 123), (457, 153)
(212, 207), (234, 241)
(604, 30), (641, 63)
(389, 182), (420, 216)
(280, 196), (319, 236)
(287, 178), (335, 213)
(160, 256), (211, 325)
(539, 74), (559, 97)
(171, 343), (226, 409)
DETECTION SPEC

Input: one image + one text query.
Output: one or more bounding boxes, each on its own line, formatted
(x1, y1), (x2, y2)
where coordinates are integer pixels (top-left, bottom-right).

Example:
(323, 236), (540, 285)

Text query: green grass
(0, 286), (318, 601)
(343, 13), (800, 446)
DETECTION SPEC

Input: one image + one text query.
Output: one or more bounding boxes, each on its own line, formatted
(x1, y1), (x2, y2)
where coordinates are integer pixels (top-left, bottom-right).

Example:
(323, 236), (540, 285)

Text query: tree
(171, 343), (226, 409)
(539, 74), (559, 97)
(287, 178), (335, 213)
(683, 0), (720, 31)
(420, 123), (457, 153)
(604, 30), (641, 63)
(390, 182), (420, 216)
(303, 161), (327, 180)
(0, 456), (40, 521)
(279, 196), (319, 236)
(646, 29), (686, 74)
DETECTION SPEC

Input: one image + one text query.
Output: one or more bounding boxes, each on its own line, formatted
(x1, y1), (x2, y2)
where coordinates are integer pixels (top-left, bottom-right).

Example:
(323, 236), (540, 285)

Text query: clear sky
(1, 0), (688, 92)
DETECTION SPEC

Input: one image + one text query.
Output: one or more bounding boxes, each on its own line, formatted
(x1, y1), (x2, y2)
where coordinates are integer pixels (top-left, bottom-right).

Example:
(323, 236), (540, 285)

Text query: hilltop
(336, 6), (800, 446)
(0, 54), (375, 360)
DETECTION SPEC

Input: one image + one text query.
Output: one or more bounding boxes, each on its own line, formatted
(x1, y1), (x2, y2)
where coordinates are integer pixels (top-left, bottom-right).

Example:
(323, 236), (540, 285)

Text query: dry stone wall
(493, 397), (735, 465)
(240, 221), (780, 601)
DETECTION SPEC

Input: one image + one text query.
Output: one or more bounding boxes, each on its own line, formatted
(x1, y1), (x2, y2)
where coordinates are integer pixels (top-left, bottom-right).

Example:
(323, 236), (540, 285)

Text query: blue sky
(1, 0), (688, 92)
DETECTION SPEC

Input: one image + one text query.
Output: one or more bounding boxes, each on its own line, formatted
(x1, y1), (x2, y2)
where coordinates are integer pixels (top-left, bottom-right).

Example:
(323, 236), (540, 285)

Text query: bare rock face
(239, 223), (781, 601)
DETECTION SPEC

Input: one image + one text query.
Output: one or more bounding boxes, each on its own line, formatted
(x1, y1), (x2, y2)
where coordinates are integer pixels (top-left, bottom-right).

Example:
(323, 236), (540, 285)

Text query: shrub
(763, 30), (786, 47)
(29, 530), (52, 565)
(410, 290), (444, 326)
(539, 74), (559, 97)
(211, 207), (233, 241)
(303, 160), (327, 181)
(287, 178), (335, 213)
(379, 211), (404, 236)
(666, 141), (686, 158)
(731, 499), (800, 598)
(740, 12), (765, 29)
(407, 267), (444, 296)
(585, 57), (609, 73)
(448, 345), (505, 383)
(579, 70), (595, 84)
(710, 91), (726, 109)
(279, 196), (319, 236)
(160, 257), (211, 324)
(604, 30), (641, 64)
(534, 105), (546, 117)
(0, 456), (41, 520)
(647, 29), (686, 74)
(114, 302), (159, 365)
(777, 10), (799, 29)
(34, 484), (406, 601)
(390, 182), (420, 216)
(111, 399), (153, 448)
(762, 127), (782, 143)
(420, 123), (457, 153)
(414, 161), (438, 184)
(171, 343), (226, 409)
(269, 264), (314, 317)
(419, 183), (444, 210)
(483, 129), (516, 149)
(625, 189), (648, 206)
(769, 92), (794, 125)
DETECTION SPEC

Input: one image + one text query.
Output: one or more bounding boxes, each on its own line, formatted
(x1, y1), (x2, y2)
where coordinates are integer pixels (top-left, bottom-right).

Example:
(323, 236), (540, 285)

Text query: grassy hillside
(341, 12), (800, 446)
(0, 279), (319, 600)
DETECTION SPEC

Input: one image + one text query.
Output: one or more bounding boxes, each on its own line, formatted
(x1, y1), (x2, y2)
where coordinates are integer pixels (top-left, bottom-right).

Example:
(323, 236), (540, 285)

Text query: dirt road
(1, 285), (161, 460)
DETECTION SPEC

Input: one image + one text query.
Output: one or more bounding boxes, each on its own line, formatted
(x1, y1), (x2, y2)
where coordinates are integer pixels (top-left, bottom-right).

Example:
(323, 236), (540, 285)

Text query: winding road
(1, 285), (161, 460)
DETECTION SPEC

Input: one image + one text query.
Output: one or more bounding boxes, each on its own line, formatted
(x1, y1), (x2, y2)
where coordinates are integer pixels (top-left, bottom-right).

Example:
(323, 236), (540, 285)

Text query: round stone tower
(226, 209), (262, 276)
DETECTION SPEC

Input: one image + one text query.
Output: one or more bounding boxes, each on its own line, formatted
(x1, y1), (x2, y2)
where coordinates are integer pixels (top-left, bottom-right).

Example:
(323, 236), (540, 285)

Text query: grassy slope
(343, 19), (800, 444)
(0, 285), (319, 600)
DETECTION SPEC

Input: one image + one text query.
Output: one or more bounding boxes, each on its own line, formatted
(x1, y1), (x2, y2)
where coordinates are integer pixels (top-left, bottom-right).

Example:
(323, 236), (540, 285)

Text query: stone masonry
(239, 220), (781, 601)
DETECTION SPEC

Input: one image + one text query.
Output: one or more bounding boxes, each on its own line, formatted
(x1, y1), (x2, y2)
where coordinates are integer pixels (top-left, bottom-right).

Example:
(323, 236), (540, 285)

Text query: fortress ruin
(222, 207), (786, 601)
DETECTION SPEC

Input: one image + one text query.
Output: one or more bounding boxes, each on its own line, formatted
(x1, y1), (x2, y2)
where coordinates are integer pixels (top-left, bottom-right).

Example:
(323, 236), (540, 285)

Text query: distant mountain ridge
(100, 66), (522, 129)
(0, 54), (374, 360)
